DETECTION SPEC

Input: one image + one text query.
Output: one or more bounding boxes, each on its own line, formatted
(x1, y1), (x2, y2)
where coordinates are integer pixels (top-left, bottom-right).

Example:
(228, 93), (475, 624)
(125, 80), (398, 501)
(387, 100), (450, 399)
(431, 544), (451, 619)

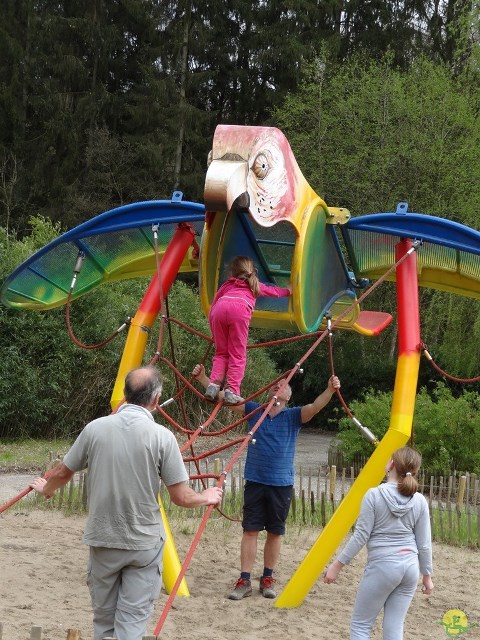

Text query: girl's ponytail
(228, 256), (260, 297)
(392, 446), (422, 497)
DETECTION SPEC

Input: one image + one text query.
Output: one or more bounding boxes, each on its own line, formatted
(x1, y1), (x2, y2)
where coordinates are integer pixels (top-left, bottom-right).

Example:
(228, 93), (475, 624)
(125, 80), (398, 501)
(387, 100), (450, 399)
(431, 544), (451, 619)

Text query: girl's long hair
(392, 446), (422, 497)
(228, 255), (260, 297)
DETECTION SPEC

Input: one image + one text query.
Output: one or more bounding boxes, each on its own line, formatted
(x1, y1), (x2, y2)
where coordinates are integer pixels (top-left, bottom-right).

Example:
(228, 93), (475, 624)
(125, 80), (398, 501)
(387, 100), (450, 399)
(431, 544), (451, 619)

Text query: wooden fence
(34, 454), (479, 546)
(0, 625), (80, 640)
(0, 625), (158, 640)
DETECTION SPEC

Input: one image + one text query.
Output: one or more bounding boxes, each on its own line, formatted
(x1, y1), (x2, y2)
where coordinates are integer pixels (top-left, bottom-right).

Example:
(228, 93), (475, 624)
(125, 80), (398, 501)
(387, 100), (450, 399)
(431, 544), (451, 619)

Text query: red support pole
(111, 223), (197, 408)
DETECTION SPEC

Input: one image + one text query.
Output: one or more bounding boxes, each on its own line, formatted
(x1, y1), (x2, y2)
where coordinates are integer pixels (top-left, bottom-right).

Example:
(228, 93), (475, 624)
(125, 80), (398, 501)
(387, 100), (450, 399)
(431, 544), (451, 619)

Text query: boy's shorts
(242, 481), (293, 535)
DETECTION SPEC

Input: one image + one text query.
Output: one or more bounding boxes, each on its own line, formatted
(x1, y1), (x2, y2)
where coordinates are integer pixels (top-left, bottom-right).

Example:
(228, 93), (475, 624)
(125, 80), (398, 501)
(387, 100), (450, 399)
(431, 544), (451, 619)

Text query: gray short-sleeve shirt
(63, 404), (188, 550)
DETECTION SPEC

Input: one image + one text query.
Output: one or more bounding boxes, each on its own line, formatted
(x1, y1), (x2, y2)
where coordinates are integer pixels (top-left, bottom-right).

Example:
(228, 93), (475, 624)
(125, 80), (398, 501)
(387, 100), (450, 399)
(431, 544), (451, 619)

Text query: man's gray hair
(124, 366), (162, 407)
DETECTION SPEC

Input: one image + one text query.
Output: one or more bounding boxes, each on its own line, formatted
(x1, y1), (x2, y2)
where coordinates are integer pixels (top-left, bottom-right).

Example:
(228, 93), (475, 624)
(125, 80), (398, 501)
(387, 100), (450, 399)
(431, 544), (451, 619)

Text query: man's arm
(192, 364), (245, 416)
(30, 462), (75, 498)
(167, 482), (223, 508)
(300, 375), (340, 423)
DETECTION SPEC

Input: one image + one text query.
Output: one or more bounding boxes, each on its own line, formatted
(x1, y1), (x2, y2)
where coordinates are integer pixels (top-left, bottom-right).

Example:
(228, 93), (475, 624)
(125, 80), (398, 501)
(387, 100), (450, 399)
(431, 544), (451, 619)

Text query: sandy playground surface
(0, 508), (479, 640)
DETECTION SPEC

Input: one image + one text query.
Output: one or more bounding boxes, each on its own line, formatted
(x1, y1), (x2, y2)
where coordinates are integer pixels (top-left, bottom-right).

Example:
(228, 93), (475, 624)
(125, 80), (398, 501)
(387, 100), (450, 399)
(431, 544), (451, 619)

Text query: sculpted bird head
(204, 124), (317, 231)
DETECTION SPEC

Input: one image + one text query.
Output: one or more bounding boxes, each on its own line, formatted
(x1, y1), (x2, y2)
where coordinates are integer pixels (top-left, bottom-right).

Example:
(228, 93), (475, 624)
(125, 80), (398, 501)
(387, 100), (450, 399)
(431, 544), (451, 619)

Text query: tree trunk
(173, 1), (192, 191)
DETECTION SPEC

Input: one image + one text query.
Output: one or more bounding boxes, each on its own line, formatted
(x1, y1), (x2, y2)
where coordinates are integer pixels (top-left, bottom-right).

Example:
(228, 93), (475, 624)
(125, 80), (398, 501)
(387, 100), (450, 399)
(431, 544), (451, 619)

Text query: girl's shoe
(204, 383), (220, 401)
(224, 389), (244, 405)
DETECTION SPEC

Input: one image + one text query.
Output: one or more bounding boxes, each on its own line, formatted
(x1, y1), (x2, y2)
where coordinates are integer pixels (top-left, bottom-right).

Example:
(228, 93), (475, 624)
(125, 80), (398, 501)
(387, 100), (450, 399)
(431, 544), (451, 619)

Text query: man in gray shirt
(31, 366), (222, 640)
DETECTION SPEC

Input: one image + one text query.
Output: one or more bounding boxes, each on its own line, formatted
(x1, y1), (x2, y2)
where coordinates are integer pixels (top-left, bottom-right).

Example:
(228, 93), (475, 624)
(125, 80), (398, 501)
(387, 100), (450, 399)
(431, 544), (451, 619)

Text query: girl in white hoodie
(324, 446), (434, 640)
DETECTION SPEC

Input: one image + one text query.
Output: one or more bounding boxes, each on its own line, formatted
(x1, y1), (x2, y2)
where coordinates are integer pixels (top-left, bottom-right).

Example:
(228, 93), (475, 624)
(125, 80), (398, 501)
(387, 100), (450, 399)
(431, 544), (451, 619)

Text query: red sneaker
(259, 576), (277, 599)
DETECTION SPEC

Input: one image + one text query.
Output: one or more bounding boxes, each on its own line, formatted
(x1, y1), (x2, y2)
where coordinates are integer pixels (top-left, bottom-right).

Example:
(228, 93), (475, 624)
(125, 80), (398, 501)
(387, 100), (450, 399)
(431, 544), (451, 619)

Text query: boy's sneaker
(224, 389), (244, 405)
(204, 383), (220, 401)
(259, 576), (277, 599)
(227, 577), (252, 600)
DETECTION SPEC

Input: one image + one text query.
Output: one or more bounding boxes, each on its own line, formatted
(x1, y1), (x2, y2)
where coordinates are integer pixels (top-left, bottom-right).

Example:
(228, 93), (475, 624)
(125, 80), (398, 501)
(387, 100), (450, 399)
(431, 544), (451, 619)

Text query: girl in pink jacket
(205, 256), (291, 405)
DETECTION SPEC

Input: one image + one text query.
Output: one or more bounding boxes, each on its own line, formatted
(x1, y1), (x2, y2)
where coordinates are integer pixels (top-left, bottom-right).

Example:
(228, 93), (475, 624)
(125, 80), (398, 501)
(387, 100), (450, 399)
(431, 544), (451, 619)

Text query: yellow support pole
(158, 496), (190, 597)
(276, 238), (421, 608)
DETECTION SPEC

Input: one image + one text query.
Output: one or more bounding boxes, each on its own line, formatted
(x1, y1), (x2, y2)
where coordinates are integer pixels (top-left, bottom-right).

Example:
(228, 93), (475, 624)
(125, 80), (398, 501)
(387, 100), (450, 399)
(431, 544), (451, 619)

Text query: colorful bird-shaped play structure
(2, 125), (480, 612)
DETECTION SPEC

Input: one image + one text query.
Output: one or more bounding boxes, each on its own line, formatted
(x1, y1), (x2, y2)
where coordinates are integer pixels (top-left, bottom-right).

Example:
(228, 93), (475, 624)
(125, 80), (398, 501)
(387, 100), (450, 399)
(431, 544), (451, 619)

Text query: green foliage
(2, 0), (477, 228)
(0, 438), (72, 472)
(0, 221), (280, 439)
(273, 52), (480, 390)
(274, 55), (480, 224)
(336, 383), (480, 474)
(420, 291), (480, 380)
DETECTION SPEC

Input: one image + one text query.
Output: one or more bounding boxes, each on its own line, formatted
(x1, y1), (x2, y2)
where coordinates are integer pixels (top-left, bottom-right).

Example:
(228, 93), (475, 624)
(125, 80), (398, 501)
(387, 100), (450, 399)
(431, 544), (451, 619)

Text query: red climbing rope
(152, 389), (286, 636)
(420, 342), (480, 383)
(65, 290), (129, 349)
(64, 250), (129, 349)
(326, 316), (378, 445)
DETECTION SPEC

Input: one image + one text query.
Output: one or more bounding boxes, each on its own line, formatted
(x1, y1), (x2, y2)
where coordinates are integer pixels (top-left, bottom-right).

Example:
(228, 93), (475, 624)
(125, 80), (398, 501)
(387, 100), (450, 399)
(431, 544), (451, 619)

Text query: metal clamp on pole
(70, 251), (85, 291)
(351, 415), (378, 445)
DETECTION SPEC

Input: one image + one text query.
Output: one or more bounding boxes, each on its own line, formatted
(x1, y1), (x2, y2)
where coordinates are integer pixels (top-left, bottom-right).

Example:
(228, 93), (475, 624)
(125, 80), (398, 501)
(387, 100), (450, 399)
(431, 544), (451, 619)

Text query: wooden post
(447, 476), (453, 539)
(213, 458), (220, 486)
(301, 489), (306, 524)
(231, 476), (237, 511)
(477, 502), (480, 546)
(470, 473), (477, 504)
(78, 472), (84, 508)
(30, 627), (42, 640)
(290, 487), (296, 523)
(58, 483), (65, 509)
(330, 465), (336, 502)
(67, 475), (75, 508)
(82, 470), (88, 510)
(465, 474), (472, 544)
(316, 467), (321, 501)
(429, 476), (434, 535)
(438, 477), (445, 541)
(457, 475), (467, 509)
(320, 491), (326, 528)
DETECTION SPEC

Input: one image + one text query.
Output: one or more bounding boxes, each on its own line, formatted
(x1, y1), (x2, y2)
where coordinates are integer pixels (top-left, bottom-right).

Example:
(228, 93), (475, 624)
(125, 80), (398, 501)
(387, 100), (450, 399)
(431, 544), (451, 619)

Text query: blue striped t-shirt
(243, 402), (302, 486)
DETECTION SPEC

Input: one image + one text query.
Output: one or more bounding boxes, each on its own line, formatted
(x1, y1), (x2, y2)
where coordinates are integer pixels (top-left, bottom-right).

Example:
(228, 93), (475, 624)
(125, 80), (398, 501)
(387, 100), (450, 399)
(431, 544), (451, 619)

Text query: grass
(0, 438), (72, 473)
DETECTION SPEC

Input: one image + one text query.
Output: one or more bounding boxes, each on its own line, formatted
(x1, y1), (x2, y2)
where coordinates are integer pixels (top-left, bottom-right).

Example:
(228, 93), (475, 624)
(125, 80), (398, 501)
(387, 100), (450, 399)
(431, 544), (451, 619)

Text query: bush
(336, 383), (480, 474)
(0, 220), (281, 439)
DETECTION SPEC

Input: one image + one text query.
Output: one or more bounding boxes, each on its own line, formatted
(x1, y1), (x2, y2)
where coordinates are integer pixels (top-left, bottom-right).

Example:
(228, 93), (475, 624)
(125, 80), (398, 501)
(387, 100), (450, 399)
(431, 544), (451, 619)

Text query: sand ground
(1, 508), (479, 640)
